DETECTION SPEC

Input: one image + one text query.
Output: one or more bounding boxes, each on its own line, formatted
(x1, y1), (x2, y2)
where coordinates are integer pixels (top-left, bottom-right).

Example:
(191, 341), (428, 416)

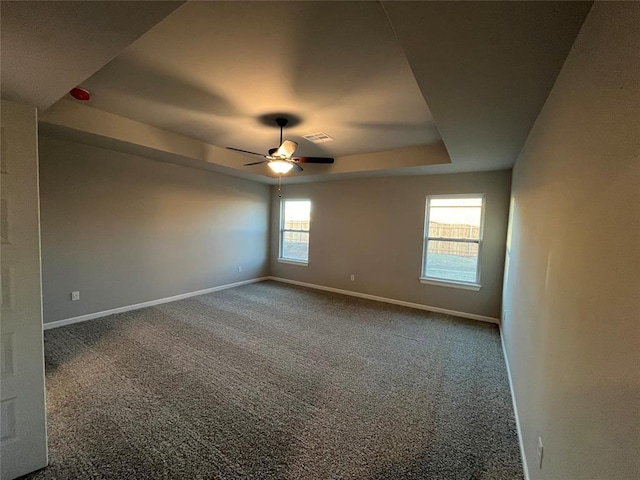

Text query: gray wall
(502, 2), (640, 479)
(270, 171), (511, 319)
(39, 135), (270, 323)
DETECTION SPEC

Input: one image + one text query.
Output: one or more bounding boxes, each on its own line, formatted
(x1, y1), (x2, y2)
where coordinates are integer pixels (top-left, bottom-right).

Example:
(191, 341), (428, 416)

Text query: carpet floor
(24, 281), (523, 479)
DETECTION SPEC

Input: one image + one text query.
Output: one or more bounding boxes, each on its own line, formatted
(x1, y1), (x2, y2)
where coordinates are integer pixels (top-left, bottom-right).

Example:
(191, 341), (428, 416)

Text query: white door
(0, 101), (48, 479)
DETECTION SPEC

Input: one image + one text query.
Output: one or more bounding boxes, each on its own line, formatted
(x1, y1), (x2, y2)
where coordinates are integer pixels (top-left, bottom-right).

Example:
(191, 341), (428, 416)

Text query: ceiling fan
(226, 118), (334, 174)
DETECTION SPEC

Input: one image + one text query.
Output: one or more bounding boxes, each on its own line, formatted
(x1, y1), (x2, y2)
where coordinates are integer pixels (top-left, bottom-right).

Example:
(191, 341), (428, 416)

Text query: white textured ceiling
(3, 1), (593, 182)
(78, 1), (441, 159)
(0, 1), (183, 109)
(383, 0), (593, 171)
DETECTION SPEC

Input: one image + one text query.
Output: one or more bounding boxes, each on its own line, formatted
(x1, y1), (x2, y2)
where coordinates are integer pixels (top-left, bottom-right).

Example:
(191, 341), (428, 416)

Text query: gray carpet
(25, 281), (523, 479)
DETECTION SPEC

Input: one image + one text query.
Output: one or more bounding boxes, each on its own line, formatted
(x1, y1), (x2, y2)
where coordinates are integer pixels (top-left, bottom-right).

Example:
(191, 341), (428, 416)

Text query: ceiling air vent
(303, 132), (334, 144)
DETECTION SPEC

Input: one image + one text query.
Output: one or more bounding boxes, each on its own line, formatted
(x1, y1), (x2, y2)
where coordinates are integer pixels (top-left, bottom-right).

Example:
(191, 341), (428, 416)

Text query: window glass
(280, 200), (311, 263)
(423, 196), (484, 284)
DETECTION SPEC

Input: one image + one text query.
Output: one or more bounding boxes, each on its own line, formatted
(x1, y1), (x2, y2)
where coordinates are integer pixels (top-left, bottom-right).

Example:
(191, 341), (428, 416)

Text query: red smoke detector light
(70, 87), (91, 101)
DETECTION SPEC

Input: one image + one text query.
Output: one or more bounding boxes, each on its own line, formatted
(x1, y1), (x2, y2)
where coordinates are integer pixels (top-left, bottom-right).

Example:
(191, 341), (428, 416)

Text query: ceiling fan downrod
(275, 117), (288, 146)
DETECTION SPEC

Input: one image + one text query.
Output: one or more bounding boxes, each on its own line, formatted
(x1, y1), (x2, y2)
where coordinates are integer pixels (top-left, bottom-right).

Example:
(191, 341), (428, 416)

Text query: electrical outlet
(350, 274), (355, 281)
(537, 436), (544, 469)
(71, 291), (80, 301)
(237, 266), (242, 273)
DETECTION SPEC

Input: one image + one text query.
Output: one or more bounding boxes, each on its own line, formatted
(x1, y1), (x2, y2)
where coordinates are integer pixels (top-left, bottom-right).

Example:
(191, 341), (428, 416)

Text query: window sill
(278, 258), (308, 267)
(419, 277), (481, 291)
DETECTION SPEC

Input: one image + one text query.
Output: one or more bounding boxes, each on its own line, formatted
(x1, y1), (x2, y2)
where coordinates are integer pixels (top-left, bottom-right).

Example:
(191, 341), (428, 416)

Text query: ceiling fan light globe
(268, 160), (294, 175)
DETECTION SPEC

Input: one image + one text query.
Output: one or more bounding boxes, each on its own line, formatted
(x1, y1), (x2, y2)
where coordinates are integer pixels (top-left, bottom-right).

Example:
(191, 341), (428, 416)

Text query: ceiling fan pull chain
(278, 175), (282, 198)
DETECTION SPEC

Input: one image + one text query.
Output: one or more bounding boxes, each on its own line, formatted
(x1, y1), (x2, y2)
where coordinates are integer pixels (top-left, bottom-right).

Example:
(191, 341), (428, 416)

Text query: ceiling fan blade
(274, 140), (298, 159)
(244, 160), (269, 166)
(294, 156), (335, 164)
(226, 146), (265, 157)
(292, 163), (303, 172)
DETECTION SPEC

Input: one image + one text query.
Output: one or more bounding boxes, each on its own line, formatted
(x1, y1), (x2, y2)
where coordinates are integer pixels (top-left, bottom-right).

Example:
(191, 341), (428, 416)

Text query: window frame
(278, 198), (311, 266)
(420, 194), (485, 290)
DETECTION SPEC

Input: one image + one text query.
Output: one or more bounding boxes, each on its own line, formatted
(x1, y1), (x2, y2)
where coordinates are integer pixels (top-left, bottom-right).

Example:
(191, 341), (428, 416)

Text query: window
(279, 199), (311, 265)
(421, 195), (484, 289)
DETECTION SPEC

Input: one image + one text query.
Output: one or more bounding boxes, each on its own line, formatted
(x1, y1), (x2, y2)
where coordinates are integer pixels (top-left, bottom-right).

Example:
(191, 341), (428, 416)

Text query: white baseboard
(43, 277), (270, 330)
(45, 274), (500, 327)
(500, 325), (530, 480)
(267, 276), (500, 324)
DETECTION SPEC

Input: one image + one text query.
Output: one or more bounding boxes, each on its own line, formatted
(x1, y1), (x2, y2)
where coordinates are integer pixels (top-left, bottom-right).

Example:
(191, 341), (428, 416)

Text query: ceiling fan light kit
(226, 117), (334, 176)
(268, 160), (294, 175)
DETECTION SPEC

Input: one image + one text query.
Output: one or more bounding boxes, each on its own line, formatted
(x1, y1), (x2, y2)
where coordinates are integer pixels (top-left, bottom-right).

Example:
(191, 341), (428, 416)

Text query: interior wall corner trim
(43, 277), (271, 330)
(268, 276), (500, 324)
(500, 325), (531, 480)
